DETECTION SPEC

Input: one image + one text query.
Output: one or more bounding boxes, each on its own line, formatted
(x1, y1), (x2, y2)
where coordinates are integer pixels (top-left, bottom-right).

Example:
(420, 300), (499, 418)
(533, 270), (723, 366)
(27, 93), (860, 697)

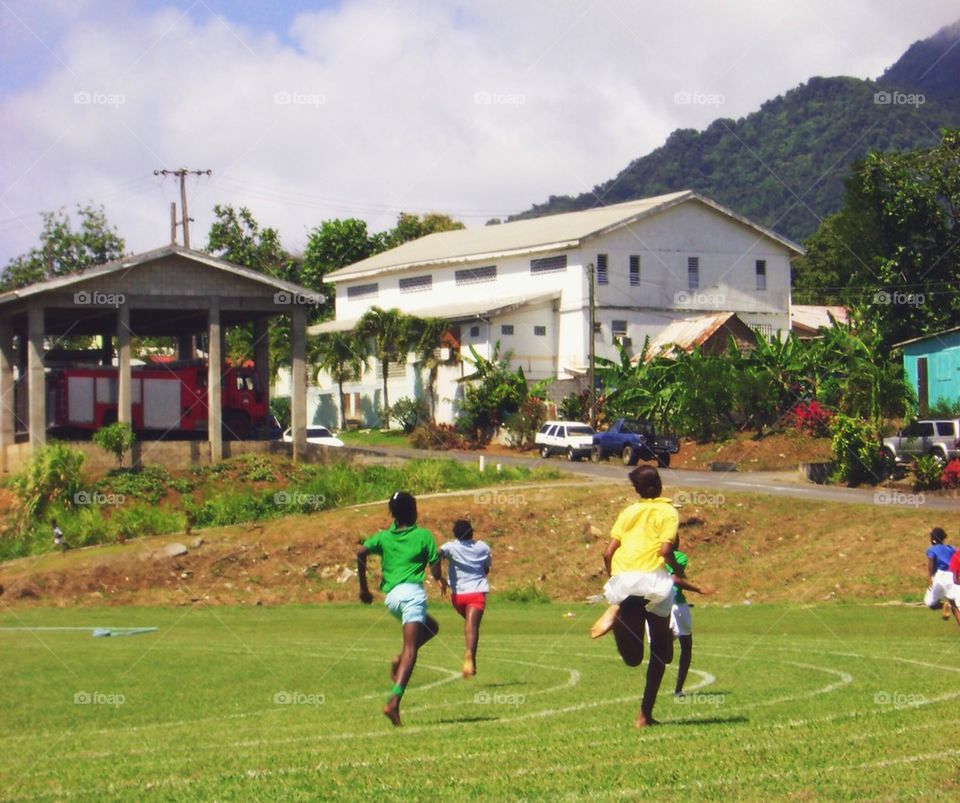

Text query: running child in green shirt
(357, 491), (445, 726)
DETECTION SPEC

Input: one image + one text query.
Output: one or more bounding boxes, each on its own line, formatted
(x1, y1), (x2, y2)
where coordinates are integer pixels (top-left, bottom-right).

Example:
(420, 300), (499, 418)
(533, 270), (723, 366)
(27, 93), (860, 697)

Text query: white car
(282, 426), (344, 447)
(535, 420), (596, 461)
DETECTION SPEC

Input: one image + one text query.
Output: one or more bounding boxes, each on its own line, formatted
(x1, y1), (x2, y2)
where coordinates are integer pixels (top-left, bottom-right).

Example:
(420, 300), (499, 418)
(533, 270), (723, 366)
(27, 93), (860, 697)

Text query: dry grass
(0, 479), (937, 609)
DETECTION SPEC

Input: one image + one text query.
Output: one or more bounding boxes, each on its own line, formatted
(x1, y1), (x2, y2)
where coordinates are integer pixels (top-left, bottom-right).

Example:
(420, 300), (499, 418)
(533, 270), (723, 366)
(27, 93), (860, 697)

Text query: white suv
(882, 419), (960, 465)
(535, 420), (596, 461)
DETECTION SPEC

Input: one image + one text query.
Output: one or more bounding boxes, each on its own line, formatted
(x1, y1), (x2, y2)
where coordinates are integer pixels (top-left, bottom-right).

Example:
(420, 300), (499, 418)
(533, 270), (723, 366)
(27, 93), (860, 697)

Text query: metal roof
(325, 191), (804, 282)
(640, 312), (753, 361)
(307, 292), (560, 336)
(0, 244), (317, 307)
(790, 305), (849, 333)
(891, 325), (960, 349)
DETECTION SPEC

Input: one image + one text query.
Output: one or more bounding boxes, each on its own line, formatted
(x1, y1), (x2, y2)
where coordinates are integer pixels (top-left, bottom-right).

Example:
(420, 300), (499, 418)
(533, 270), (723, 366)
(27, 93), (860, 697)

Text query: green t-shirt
(362, 523), (439, 594)
(666, 550), (688, 605)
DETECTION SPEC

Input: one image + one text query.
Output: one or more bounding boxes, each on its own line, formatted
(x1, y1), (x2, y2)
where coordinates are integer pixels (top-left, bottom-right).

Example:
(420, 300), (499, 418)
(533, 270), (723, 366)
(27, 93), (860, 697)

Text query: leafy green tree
(205, 205), (305, 379)
(92, 422), (135, 467)
(384, 212), (465, 249)
(301, 218), (380, 305)
(309, 331), (369, 429)
(1, 204), (125, 290)
(459, 342), (529, 442)
(356, 307), (414, 426)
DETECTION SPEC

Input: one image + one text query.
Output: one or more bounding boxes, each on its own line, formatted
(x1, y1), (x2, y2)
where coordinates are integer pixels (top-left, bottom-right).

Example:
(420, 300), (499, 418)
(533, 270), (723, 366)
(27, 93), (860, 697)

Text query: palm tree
(356, 307), (413, 427)
(410, 317), (448, 423)
(309, 331), (369, 429)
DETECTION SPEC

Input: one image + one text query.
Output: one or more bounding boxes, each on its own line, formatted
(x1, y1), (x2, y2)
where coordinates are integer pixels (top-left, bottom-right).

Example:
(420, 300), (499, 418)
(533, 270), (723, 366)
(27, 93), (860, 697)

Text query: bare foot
(383, 701), (402, 727)
(943, 602), (952, 621)
(462, 655), (475, 678)
(390, 655), (401, 681)
(634, 714), (660, 728)
(590, 605), (619, 639)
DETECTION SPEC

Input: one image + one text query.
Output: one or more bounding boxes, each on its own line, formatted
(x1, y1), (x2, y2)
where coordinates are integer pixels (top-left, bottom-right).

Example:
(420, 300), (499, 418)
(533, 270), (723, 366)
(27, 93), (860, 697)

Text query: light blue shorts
(384, 583), (428, 625)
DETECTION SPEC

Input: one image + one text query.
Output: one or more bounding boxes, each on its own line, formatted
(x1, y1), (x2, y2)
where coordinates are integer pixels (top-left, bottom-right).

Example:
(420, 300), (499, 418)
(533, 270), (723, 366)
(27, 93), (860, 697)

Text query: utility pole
(588, 263), (597, 429)
(154, 168), (212, 248)
(169, 202), (177, 245)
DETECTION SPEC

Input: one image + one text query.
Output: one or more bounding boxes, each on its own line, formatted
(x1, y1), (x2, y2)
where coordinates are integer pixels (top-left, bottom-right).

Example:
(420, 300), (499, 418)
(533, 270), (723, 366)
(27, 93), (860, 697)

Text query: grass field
(2, 601), (959, 800)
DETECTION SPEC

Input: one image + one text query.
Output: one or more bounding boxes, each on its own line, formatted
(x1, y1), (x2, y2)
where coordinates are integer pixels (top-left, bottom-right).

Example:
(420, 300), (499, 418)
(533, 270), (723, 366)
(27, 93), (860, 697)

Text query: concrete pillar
(253, 317), (270, 419)
(291, 306), (306, 462)
(207, 300), (223, 463)
(0, 317), (15, 472)
(27, 304), (45, 450)
(177, 335), (195, 361)
(117, 305), (132, 427)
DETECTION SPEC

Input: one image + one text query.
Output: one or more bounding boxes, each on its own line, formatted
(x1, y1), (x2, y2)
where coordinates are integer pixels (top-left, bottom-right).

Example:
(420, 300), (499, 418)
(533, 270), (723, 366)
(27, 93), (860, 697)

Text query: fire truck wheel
(223, 411), (251, 441)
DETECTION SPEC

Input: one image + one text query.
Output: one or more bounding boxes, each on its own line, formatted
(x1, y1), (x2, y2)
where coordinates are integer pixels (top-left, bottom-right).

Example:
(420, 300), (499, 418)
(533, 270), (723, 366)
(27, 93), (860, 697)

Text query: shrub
(92, 422), (135, 467)
(789, 400), (834, 437)
(499, 583), (551, 603)
(941, 459), (960, 490)
(410, 423), (476, 450)
(927, 398), (960, 418)
(913, 455), (944, 492)
(829, 414), (886, 486)
(11, 442), (85, 529)
(558, 391), (590, 422)
(390, 397), (429, 433)
(270, 396), (291, 429)
(96, 465), (175, 504)
(505, 397), (547, 450)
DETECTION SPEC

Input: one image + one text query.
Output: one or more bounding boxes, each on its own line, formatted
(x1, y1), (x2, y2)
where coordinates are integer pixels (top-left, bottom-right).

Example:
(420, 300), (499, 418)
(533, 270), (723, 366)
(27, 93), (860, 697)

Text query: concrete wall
(1, 439), (352, 475)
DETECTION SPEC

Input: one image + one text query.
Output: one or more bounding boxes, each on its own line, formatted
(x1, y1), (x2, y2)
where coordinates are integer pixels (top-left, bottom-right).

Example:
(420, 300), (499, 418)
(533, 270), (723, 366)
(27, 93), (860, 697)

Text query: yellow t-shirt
(610, 497), (678, 575)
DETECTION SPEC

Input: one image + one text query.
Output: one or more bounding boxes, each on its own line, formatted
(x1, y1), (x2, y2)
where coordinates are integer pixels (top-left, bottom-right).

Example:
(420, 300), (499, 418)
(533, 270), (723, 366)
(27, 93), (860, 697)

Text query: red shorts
(451, 592), (486, 617)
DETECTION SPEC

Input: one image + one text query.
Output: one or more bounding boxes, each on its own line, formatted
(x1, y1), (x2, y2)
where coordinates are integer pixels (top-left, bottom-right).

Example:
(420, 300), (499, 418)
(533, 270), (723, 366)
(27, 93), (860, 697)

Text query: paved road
(345, 444), (960, 511)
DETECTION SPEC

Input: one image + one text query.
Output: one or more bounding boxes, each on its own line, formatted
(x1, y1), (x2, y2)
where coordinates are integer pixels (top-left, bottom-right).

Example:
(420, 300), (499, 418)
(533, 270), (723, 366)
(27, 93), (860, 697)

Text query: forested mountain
(512, 21), (960, 244)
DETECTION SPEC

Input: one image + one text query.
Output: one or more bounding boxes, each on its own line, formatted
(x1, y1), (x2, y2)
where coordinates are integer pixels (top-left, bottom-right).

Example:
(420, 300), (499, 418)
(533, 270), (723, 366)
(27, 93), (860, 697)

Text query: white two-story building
(304, 190), (803, 428)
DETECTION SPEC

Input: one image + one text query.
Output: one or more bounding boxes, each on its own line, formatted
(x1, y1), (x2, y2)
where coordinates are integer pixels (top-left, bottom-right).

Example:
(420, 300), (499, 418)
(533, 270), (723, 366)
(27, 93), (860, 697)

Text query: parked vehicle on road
(882, 419), (960, 465)
(534, 420), (596, 461)
(591, 418), (679, 467)
(282, 426), (344, 448)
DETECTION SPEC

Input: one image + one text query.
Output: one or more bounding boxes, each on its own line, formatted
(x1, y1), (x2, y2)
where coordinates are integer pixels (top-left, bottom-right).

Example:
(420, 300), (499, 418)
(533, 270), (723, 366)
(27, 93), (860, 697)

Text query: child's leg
(675, 635), (692, 694)
(590, 603), (620, 639)
(463, 607), (484, 676)
(638, 611), (673, 728)
(384, 615), (439, 726)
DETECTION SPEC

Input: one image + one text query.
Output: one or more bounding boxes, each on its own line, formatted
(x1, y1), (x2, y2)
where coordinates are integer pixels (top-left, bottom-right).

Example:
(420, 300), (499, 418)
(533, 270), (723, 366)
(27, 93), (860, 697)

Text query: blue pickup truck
(591, 418), (680, 467)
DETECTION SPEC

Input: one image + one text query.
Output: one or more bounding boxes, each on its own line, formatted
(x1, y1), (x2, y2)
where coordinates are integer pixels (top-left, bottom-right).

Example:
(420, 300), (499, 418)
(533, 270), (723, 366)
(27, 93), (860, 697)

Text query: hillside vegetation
(514, 22), (960, 244)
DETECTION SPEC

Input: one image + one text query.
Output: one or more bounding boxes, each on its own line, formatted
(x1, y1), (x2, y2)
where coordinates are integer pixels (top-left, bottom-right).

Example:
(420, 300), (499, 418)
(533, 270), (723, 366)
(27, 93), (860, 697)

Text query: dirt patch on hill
(0, 480), (933, 610)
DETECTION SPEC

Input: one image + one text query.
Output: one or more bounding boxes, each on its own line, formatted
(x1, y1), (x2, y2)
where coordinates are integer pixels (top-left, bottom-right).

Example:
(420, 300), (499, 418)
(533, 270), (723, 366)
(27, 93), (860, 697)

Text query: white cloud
(0, 0), (956, 266)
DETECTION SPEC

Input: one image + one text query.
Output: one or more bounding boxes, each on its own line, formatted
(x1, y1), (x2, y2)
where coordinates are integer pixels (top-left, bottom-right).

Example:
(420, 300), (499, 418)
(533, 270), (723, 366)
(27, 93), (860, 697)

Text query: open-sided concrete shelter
(0, 245), (318, 472)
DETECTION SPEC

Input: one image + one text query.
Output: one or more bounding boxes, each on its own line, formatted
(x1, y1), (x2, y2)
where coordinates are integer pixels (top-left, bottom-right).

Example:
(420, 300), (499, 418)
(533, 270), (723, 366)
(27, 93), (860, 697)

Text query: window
(593, 321), (602, 334)
(399, 274), (432, 293)
(687, 257), (699, 290)
(611, 320), (630, 346)
(936, 422), (956, 436)
(755, 259), (767, 291)
(751, 323), (773, 338)
(456, 265), (497, 285)
(530, 254), (567, 275)
(629, 255), (640, 286)
(347, 282), (378, 299)
(501, 324), (514, 336)
(534, 325), (547, 336)
(596, 254), (608, 284)
(469, 325), (480, 337)
(375, 361), (407, 379)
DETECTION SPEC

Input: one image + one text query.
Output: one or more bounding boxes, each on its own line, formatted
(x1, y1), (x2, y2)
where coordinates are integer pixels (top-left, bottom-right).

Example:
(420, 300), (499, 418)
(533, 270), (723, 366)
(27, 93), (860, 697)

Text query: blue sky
(1, 0), (957, 266)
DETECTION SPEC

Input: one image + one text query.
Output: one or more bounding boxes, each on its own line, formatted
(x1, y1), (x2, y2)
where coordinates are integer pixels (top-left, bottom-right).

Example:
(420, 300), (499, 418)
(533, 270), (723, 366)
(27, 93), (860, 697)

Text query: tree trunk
(381, 359), (389, 428)
(338, 376), (346, 430)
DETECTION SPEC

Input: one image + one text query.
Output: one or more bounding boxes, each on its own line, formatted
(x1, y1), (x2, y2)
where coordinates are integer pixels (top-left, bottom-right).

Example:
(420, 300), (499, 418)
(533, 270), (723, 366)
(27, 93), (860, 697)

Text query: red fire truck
(47, 359), (269, 439)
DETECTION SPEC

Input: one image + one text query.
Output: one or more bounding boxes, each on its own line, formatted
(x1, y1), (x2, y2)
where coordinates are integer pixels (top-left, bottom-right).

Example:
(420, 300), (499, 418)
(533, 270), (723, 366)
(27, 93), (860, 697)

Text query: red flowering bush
(941, 459), (960, 490)
(790, 401), (834, 437)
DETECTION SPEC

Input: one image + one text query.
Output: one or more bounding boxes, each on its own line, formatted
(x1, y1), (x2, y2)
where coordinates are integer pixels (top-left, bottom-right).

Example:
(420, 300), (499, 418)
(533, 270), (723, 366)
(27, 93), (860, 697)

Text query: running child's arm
(928, 555), (937, 582)
(356, 546), (373, 604)
(602, 539), (621, 576)
(430, 558), (447, 596)
(672, 575), (715, 595)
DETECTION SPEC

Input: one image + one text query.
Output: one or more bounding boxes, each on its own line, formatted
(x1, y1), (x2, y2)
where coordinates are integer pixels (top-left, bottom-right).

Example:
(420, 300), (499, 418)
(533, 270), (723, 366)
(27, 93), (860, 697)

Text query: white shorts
(671, 603), (692, 636)
(603, 569), (674, 618)
(924, 570), (959, 608)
